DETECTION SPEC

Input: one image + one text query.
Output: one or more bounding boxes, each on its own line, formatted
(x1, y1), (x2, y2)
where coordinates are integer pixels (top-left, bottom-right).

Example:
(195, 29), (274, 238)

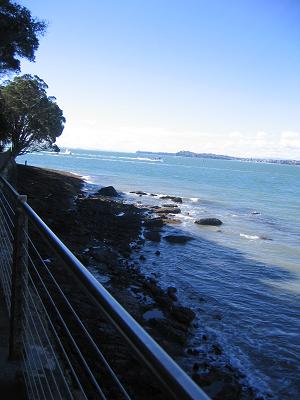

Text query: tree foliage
(0, 92), (8, 150)
(0, 0), (46, 73)
(1, 74), (65, 156)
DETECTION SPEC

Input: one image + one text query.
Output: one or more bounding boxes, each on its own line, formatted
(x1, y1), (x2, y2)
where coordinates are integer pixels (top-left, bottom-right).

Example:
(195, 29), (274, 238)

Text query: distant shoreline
(136, 150), (300, 166)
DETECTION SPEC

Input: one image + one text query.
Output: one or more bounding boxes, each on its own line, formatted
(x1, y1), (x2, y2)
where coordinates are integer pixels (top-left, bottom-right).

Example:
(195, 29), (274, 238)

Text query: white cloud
(279, 131), (300, 149)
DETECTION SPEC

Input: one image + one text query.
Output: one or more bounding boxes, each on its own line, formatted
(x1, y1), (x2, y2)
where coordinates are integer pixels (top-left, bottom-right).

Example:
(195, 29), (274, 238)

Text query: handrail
(0, 174), (209, 400)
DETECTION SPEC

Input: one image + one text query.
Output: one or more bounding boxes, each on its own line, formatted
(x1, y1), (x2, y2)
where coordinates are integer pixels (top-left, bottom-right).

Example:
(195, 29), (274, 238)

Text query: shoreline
(17, 164), (258, 400)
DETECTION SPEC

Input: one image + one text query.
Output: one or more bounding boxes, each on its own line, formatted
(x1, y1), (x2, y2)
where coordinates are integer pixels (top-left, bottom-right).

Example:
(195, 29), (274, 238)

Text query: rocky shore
(17, 164), (259, 400)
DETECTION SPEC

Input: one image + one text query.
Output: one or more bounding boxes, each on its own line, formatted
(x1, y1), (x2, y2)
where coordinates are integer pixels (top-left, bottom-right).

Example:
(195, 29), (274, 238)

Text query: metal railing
(0, 174), (209, 400)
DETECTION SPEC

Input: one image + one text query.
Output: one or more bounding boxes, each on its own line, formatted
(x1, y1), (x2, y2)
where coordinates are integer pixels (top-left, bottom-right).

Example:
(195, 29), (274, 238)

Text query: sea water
(17, 149), (300, 399)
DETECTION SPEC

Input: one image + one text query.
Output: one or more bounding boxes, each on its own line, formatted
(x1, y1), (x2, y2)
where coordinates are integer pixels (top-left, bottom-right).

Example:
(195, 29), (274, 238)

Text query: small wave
(240, 233), (260, 240)
(82, 175), (94, 184)
(190, 197), (200, 203)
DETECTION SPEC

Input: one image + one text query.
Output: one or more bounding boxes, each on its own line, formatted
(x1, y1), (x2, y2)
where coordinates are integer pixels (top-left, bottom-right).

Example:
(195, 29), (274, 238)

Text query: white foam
(82, 175), (94, 184)
(190, 197), (200, 202)
(240, 233), (260, 240)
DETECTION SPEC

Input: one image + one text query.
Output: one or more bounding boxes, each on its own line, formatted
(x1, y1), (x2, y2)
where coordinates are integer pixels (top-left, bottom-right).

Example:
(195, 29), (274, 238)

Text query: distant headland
(136, 150), (300, 166)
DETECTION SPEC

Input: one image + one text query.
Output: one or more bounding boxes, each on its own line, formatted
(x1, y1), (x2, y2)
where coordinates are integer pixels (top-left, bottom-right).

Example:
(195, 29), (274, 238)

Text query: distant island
(136, 150), (300, 166)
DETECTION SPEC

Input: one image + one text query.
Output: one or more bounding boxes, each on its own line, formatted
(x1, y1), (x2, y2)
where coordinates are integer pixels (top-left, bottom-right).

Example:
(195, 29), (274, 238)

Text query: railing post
(9, 195), (28, 360)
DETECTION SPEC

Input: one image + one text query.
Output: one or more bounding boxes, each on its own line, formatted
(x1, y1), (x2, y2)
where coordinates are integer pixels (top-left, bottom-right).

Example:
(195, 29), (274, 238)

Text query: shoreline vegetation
(136, 150), (300, 166)
(17, 164), (259, 400)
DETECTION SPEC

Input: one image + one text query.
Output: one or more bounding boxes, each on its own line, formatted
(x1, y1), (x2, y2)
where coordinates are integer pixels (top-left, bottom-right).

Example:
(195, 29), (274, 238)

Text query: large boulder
(195, 218), (223, 226)
(164, 235), (193, 244)
(96, 186), (118, 197)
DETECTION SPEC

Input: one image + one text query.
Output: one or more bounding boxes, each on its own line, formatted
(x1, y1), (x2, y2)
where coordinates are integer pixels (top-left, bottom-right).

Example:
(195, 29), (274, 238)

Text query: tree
(0, 0), (46, 74)
(0, 92), (8, 150)
(1, 74), (65, 156)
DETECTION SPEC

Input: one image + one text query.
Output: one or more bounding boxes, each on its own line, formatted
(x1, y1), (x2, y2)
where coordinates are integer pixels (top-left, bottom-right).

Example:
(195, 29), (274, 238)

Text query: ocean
(17, 149), (300, 399)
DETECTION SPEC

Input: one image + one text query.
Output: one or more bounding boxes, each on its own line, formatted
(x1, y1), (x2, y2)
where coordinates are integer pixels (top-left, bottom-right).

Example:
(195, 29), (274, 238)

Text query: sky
(16, 1), (300, 158)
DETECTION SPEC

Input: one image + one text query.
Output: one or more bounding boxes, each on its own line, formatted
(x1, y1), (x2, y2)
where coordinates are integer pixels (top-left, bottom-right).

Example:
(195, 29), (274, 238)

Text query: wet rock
(130, 190), (148, 196)
(160, 195), (182, 203)
(155, 250), (160, 256)
(162, 217), (182, 225)
(89, 243), (118, 265)
(144, 230), (161, 242)
(195, 218), (223, 226)
(164, 235), (193, 244)
(171, 305), (195, 325)
(96, 186), (118, 197)
(167, 286), (177, 295)
(187, 348), (200, 356)
(143, 217), (164, 228)
(192, 362), (200, 371)
(260, 235), (273, 241)
(154, 207), (181, 214)
(139, 254), (146, 261)
(212, 313), (222, 320)
(167, 287), (178, 301)
(212, 344), (223, 355)
(162, 203), (178, 208)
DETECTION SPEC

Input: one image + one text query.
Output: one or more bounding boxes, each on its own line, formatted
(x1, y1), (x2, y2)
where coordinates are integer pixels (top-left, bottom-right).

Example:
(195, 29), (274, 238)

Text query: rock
(162, 203), (178, 208)
(195, 218), (223, 226)
(212, 344), (223, 355)
(164, 235), (193, 244)
(143, 217), (164, 228)
(160, 195), (182, 203)
(155, 250), (160, 256)
(96, 186), (118, 197)
(187, 348), (200, 356)
(167, 286), (177, 295)
(139, 255), (146, 261)
(162, 217), (182, 225)
(260, 235), (273, 241)
(192, 362), (200, 371)
(130, 190), (148, 196)
(167, 286), (177, 301)
(144, 230), (161, 242)
(154, 207), (181, 214)
(89, 243), (118, 265)
(171, 306), (195, 325)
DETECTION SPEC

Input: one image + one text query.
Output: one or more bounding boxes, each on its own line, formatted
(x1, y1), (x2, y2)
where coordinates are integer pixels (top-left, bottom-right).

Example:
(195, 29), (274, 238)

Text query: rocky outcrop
(96, 186), (118, 197)
(143, 217), (164, 228)
(160, 195), (182, 203)
(164, 235), (193, 244)
(195, 218), (223, 226)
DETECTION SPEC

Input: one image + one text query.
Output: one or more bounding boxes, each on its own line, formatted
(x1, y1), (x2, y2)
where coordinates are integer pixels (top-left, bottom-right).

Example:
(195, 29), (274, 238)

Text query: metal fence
(0, 174), (209, 400)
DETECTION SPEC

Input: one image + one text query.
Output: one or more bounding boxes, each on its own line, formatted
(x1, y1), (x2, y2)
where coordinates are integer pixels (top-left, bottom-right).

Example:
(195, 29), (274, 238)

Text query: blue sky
(18, 0), (300, 158)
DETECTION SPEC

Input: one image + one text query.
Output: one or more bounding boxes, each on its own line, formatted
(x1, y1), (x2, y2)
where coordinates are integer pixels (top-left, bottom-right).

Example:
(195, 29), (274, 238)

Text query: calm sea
(17, 149), (300, 399)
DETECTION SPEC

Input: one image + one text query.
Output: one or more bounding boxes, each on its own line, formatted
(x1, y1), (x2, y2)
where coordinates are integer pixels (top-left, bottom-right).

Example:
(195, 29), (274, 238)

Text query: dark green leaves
(1, 74), (65, 156)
